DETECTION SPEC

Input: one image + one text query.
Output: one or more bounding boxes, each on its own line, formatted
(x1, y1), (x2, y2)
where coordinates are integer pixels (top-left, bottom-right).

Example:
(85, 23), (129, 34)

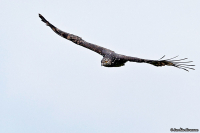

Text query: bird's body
(101, 52), (127, 67)
(39, 14), (194, 71)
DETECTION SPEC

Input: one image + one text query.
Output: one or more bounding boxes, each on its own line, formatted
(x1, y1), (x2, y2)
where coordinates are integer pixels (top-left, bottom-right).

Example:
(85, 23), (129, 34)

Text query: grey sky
(1, 0), (200, 133)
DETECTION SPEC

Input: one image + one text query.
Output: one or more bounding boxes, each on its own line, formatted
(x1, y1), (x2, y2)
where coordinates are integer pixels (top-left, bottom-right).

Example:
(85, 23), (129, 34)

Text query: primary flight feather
(39, 14), (195, 71)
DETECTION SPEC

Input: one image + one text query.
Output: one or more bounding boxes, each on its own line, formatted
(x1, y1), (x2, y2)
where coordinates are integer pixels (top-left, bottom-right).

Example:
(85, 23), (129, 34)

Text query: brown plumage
(39, 14), (195, 71)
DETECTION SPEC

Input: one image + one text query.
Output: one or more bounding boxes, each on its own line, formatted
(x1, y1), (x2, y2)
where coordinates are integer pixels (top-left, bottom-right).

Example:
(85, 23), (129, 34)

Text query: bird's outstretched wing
(119, 55), (195, 71)
(39, 14), (109, 56)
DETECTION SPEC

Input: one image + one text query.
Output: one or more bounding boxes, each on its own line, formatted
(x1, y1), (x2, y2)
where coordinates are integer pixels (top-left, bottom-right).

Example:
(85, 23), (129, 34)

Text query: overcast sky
(1, 0), (200, 133)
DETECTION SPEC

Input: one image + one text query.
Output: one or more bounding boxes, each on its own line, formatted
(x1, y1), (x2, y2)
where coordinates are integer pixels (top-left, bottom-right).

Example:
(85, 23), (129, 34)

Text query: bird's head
(101, 58), (112, 66)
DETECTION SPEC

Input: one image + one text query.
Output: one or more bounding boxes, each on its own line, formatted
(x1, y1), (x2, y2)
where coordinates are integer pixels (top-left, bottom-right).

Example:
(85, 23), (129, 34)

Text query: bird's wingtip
(38, 13), (43, 18)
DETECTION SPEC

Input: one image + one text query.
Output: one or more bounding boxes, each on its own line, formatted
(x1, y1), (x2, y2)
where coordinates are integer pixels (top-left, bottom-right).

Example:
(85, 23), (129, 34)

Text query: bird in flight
(39, 14), (194, 71)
